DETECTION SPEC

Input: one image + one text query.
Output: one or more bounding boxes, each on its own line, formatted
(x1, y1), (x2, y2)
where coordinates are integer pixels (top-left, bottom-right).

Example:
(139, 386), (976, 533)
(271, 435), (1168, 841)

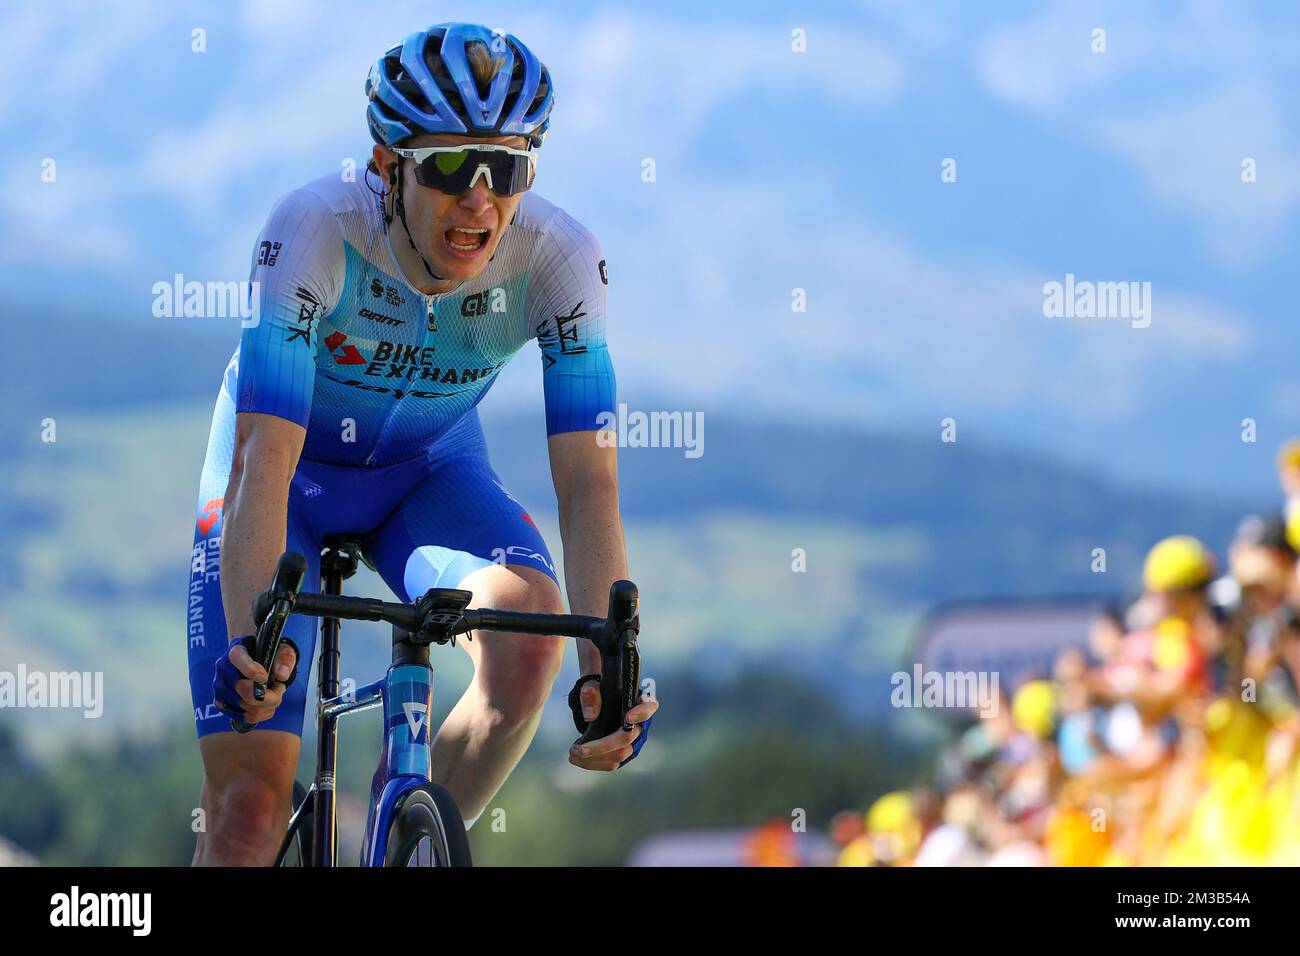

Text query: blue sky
(3, 0), (1298, 499)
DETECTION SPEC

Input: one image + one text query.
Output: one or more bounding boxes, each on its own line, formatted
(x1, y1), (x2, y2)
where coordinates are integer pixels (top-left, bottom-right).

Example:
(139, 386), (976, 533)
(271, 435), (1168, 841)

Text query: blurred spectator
(833, 451), (1300, 864)
(914, 788), (988, 866)
(741, 818), (801, 867)
(864, 791), (922, 865)
(1277, 440), (1300, 543)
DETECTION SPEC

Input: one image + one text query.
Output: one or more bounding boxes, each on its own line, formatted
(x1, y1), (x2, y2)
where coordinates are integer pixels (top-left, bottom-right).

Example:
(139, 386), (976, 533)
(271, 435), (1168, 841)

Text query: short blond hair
(459, 39), (505, 95)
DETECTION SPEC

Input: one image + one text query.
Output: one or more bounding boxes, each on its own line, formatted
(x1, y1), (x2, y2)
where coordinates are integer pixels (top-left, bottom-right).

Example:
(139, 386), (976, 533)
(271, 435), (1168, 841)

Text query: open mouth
(443, 227), (491, 258)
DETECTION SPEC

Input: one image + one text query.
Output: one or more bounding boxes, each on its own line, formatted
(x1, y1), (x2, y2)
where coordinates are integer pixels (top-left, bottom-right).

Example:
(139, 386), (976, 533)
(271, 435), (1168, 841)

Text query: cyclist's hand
(213, 636), (299, 726)
(568, 680), (658, 772)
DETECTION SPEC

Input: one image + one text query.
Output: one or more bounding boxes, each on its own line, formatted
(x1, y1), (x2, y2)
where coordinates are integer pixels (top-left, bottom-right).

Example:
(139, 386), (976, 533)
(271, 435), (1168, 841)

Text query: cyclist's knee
(476, 647), (563, 736)
(202, 772), (290, 865)
(465, 567), (566, 724)
(482, 627), (566, 722)
(198, 733), (297, 865)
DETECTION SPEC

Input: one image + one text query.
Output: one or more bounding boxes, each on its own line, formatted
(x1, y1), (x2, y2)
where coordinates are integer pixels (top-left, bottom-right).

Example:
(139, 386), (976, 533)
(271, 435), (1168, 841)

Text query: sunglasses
(389, 144), (537, 197)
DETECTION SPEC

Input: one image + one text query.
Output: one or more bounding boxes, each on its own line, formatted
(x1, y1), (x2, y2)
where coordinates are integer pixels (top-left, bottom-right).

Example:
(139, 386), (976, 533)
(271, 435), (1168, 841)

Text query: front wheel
(384, 783), (472, 867)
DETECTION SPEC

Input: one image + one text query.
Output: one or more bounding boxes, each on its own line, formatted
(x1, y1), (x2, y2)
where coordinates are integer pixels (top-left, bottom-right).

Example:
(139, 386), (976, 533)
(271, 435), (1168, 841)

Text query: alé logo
(402, 701), (428, 742)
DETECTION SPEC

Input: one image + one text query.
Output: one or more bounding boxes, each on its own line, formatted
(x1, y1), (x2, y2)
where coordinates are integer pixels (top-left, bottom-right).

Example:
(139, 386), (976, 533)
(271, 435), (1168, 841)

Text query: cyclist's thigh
(364, 449), (559, 602)
(454, 563), (567, 675)
(185, 390), (321, 740)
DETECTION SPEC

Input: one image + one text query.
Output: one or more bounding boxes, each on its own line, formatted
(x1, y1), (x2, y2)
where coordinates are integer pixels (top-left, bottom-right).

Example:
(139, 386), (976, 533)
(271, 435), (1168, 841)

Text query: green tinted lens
(433, 150), (470, 175)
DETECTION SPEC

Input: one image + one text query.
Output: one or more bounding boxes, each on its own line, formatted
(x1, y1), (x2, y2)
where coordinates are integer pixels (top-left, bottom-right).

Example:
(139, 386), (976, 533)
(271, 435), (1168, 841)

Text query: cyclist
(186, 22), (657, 866)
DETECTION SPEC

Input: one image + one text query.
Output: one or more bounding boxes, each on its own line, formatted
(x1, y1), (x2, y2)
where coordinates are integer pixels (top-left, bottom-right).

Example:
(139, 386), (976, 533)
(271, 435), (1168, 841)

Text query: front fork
(360, 656), (435, 866)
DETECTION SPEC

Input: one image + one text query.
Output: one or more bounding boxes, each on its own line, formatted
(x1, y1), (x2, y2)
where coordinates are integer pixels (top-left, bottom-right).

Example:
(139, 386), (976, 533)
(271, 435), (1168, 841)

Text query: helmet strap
(393, 158), (447, 283)
(364, 162), (394, 230)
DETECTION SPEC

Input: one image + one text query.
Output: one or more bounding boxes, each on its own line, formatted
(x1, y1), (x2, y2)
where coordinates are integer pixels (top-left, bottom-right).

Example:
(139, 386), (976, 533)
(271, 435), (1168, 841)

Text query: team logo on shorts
(197, 497), (224, 536)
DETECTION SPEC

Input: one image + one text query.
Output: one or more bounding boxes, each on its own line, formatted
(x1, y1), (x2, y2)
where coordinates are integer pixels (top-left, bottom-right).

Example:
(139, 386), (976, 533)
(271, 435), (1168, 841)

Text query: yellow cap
(1278, 440), (1300, 471)
(866, 791), (915, 833)
(1011, 680), (1059, 739)
(865, 791), (921, 862)
(1143, 535), (1215, 593)
(1287, 509), (1300, 554)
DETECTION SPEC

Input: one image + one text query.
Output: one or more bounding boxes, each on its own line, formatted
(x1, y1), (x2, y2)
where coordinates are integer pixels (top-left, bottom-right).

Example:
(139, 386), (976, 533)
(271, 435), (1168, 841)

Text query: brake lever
(231, 552), (307, 734)
(578, 581), (641, 744)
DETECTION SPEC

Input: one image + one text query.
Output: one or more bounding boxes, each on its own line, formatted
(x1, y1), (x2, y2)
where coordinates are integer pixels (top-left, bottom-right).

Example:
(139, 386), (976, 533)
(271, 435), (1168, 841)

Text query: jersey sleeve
(525, 210), (616, 436)
(235, 188), (344, 428)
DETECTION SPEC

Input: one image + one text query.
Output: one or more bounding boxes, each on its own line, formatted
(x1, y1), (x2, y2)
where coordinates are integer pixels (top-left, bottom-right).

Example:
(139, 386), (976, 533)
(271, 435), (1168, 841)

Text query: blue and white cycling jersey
(186, 173), (616, 738)
(236, 171), (614, 464)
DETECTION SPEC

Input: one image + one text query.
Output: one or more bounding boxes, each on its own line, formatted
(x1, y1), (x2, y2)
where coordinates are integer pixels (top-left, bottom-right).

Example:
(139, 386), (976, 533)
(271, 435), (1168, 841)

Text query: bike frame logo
(402, 701), (429, 742)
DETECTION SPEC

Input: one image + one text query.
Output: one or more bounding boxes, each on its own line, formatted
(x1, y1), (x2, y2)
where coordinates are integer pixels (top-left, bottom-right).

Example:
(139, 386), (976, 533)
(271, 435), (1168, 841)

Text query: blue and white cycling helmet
(366, 23), (553, 148)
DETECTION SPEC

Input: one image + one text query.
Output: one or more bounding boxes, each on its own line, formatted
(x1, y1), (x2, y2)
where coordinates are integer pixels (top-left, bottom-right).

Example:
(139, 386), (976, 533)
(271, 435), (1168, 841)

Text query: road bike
(229, 537), (641, 867)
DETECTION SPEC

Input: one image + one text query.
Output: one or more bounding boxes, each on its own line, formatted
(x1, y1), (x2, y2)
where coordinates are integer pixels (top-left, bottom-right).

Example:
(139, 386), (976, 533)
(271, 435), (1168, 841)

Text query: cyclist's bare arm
(529, 206), (623, 674)
(550, 429), (657, 770)
(549, 429), (626, 677)
(218, 412), (306, 718)
(222, 189), (337, 645)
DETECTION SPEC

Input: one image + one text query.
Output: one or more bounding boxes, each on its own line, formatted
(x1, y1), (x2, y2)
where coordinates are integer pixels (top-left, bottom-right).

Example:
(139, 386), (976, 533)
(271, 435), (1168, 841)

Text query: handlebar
(232, 552), (641, 743)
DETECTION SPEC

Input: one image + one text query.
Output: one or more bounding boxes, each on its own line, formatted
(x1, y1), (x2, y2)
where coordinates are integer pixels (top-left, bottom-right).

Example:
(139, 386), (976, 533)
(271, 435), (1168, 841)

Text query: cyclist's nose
(458, 178), (494, 213)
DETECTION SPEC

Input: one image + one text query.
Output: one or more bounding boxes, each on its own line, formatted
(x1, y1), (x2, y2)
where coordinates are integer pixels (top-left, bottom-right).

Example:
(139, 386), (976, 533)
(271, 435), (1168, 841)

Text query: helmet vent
(365, 23), (554, 145)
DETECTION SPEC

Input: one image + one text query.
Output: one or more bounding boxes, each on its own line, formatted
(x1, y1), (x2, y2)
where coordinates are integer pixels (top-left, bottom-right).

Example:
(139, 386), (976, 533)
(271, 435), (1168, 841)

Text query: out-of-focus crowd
(831, 441), (1300, 866)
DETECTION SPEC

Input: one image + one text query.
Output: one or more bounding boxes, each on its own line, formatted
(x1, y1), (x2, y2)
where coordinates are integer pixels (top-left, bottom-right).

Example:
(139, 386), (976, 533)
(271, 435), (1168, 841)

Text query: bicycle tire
(383, 783), (472, 867)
